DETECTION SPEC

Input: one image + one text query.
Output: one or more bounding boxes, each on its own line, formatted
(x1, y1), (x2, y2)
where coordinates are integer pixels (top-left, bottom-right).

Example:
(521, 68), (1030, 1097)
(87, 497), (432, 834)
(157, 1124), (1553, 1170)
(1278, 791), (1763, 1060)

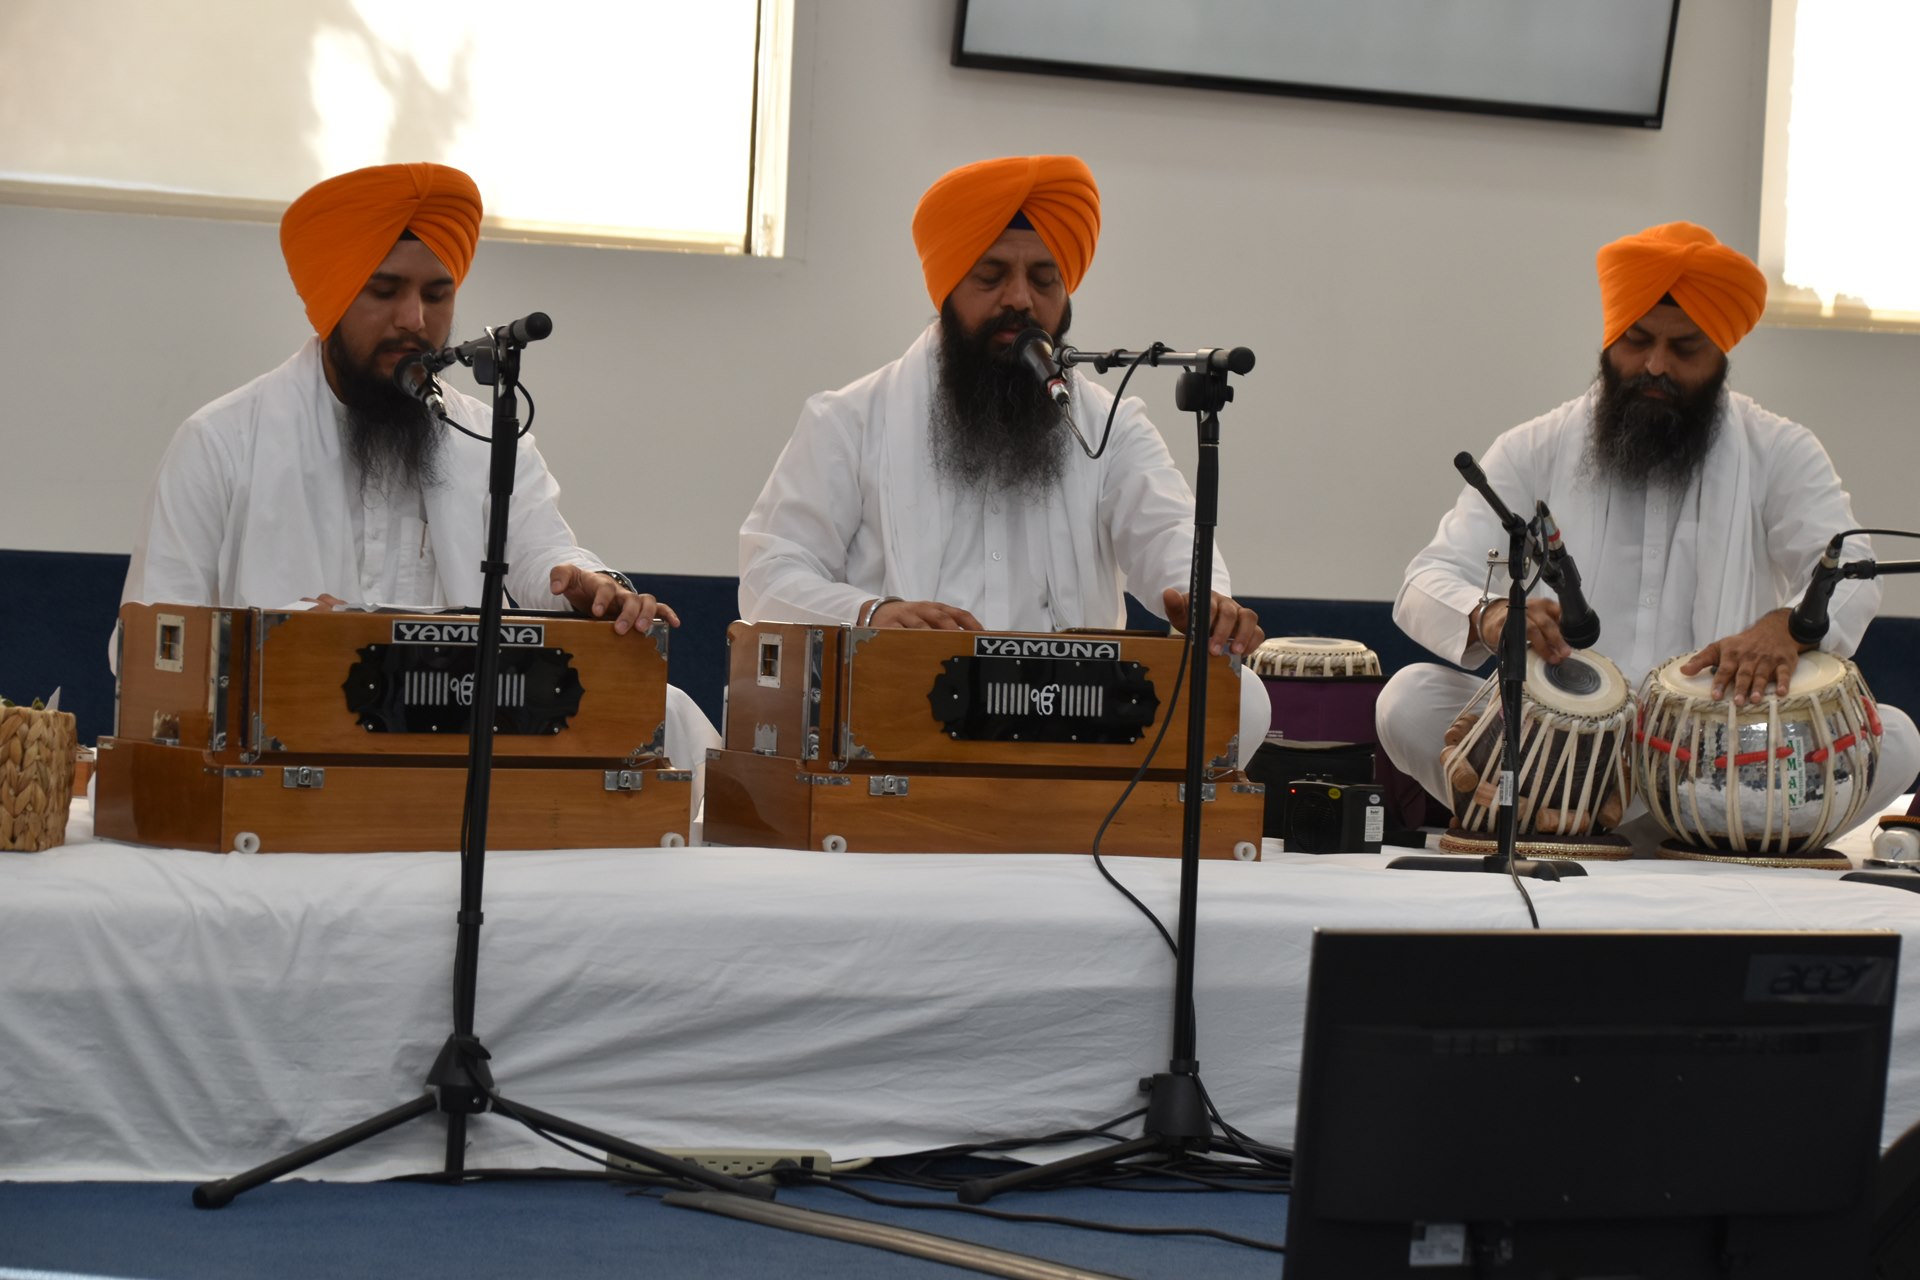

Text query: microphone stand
(960, 344), (1283, 1204)
(1802, 554), (1920, 892)
(1387, 460), (1583, 884)
(194, 323), (769, 1208)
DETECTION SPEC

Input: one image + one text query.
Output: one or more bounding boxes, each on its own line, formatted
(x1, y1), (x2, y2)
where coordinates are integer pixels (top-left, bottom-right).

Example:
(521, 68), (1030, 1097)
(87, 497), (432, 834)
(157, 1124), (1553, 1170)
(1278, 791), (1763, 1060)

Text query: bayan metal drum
(1634, 651), (1882, 869)
(1438, 648), (1635, 859)
(1249, 637), (1381, 679)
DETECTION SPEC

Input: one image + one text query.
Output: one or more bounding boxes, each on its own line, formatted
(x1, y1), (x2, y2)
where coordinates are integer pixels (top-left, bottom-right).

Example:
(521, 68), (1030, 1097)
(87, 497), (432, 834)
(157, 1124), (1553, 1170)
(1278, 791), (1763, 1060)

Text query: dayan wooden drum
(1634, 651), (1882, 868)
(1438, 648), (1636, 858)
(1248, 637), (1381, 679)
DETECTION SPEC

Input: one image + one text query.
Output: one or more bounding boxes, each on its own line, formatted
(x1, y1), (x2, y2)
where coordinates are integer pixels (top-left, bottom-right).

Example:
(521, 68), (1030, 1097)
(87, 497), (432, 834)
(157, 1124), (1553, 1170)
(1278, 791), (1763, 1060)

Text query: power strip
(607, 1147), (834, 1178)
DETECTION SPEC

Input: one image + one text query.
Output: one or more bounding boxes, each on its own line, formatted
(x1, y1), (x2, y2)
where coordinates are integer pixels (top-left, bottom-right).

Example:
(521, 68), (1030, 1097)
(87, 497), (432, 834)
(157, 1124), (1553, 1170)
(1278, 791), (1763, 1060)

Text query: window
(1759, 0), (1920, 332)
(0, 0), (791, 255)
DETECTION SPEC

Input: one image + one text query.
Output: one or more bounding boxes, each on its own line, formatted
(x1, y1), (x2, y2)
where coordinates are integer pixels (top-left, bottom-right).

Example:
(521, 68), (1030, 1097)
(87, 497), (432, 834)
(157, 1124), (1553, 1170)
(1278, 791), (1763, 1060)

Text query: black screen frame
(1284, 929), (1899, 1278)
(951, 0), (1683, 131)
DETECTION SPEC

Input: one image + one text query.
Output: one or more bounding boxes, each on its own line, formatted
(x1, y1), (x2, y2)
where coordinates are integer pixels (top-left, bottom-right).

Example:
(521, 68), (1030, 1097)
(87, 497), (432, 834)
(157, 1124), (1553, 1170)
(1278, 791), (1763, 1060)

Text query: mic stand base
(958, 1071), (1268, 1205)
(1386, 852), (1587, 881)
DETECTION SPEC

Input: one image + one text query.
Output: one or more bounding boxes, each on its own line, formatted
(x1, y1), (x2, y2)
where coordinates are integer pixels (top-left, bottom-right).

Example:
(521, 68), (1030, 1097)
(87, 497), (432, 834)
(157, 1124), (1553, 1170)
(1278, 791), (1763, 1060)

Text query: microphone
(1453, 451), (1526, 536)
(1788, 533), (1848, 646)
(1012, 327), (1071, 408)
(392, 354), (449, 420)
(1534, 500), (1600, 649)
(420, 312), (556, 373)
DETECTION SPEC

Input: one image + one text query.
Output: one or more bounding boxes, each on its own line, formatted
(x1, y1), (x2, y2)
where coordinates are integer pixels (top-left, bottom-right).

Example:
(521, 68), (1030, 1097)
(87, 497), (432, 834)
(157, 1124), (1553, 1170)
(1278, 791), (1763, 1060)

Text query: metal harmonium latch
(604, 769), (646, 793)
(282, 766), (326, 790)
(868, 775), (911, 797)
(1176, 782), (1216, 803)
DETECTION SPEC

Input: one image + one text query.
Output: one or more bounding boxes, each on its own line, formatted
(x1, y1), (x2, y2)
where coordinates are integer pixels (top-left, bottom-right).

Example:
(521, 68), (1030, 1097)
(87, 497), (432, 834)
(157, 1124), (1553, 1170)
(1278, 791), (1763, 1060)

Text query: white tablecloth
(5, 803), (1920, 1182)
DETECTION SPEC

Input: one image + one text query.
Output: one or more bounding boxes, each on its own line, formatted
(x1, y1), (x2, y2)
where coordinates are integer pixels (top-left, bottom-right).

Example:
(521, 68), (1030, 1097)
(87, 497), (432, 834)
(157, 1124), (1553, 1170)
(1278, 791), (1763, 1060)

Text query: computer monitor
(1285, 930), (1900, 1278)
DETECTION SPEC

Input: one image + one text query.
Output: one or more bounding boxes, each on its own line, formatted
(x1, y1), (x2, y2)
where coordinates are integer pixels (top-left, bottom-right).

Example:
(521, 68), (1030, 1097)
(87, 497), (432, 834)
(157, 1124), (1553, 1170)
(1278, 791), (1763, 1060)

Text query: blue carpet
(0, 1174), (1287, 1279)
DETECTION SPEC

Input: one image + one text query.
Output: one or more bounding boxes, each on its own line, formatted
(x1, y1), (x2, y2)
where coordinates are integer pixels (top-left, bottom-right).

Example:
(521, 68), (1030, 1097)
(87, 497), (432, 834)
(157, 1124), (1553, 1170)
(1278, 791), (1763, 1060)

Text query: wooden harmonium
(95, 603), (691, 853)
(705, 621), (1263, 859)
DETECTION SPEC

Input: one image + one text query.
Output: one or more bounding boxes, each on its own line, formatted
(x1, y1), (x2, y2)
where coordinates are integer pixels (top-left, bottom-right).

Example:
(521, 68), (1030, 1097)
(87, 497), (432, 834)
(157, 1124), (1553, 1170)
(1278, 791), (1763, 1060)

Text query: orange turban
(911, 156), (1101, 311)
(279, 163), (484, 336)
(1596, 221), (1768, 354)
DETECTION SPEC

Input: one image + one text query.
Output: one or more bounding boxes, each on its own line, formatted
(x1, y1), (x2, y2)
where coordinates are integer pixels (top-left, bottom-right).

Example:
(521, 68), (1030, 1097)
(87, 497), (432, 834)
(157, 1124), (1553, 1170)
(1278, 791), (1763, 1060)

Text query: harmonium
(94, 603), (691, 854)
(704, 621), (1265, 859)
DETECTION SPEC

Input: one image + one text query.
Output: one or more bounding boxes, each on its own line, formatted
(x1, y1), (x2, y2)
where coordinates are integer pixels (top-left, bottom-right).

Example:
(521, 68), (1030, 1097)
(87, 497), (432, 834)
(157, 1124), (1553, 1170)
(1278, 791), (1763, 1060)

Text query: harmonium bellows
(705, 621), (1264, 858)
(95, 603), (692, 853)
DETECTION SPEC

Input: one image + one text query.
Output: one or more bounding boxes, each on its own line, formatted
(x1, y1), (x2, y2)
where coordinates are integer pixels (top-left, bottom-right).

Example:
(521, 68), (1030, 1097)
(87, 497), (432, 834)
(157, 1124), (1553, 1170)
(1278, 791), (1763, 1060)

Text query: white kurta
(119, 338), (716, 768)
(1377, 386), (1918, 831)
(738, 324), (1232, 629)
(738, 323), (1266, 764)
(1395, 387), (1879, 681)
(122, 339), (610, 614)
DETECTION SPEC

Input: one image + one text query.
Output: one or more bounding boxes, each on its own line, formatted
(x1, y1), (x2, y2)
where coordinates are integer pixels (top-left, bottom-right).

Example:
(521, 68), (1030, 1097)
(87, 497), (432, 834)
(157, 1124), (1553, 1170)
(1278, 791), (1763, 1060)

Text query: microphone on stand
(1788, 533), (1849, 645)
(392, 355), (450, 420)
(1534, 500), (1600, 650)
(1453, 452), (1526, 535)
(1013, 328), (1071, 408)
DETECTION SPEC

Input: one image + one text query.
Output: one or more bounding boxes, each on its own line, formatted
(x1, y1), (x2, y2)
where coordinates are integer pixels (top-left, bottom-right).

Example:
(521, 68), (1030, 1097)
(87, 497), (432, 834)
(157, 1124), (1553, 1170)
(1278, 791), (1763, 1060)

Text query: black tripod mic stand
(1388, 454), (1585, 885)
(960, 343), (1284, 1204)
(193, 317), (769, 1208)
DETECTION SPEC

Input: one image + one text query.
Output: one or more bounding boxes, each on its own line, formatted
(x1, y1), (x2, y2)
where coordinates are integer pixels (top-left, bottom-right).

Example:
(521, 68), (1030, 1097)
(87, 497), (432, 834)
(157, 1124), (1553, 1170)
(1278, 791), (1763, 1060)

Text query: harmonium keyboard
(94, 603), (691, 853)
(704, 621), (1264, 858)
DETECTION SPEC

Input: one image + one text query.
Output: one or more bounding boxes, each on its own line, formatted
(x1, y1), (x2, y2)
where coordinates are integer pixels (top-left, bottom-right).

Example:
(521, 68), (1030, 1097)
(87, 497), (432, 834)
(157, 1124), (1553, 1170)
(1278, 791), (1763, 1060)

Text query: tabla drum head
(1249, 636), (1381, 678)
(1653, 649), (1849, 702)
(1524, 649), (1629, 718)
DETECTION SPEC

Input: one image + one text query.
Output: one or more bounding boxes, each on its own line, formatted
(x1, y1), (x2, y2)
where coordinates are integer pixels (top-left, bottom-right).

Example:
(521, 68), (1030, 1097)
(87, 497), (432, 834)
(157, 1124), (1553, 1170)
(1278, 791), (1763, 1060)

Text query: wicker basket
(1, 705), (78, 852)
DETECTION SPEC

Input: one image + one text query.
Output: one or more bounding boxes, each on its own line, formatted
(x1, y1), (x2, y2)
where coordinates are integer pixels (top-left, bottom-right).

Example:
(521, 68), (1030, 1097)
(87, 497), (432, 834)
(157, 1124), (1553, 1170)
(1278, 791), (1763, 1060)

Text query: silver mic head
(1012, 327), (1070, 408)
(394, 354), (449, 420)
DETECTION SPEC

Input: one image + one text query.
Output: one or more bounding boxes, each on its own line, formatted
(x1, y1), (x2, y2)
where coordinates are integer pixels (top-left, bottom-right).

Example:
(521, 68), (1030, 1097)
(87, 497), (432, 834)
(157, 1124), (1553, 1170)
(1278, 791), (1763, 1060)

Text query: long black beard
(1587, 351), (1728, 489)
(930, 300), (1072, 499)
(326, 329), (445, 495)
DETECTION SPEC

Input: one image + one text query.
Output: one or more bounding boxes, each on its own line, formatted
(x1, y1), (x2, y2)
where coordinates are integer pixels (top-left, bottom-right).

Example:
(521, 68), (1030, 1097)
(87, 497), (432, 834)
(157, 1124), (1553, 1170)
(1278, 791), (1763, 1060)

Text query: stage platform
(7, 802), (1920, 1183)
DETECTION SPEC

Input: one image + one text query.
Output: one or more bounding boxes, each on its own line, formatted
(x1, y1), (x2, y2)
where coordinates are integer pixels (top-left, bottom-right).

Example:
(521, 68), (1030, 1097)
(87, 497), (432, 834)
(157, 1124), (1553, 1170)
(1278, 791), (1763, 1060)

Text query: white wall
(3, 0), (1915, 614)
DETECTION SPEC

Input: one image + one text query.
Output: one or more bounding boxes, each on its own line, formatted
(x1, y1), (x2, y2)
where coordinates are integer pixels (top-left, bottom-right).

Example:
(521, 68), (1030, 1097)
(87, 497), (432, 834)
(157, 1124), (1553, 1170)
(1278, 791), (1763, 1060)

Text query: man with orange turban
(739, 154), (1268, 762)
(120, 162), (715, 766)
(1375, 222), (1917, 844)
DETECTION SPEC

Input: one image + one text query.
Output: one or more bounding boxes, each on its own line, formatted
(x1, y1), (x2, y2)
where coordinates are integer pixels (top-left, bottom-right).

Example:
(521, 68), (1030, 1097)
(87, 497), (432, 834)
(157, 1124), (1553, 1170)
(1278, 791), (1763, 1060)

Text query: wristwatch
(596, 568), (636, 593)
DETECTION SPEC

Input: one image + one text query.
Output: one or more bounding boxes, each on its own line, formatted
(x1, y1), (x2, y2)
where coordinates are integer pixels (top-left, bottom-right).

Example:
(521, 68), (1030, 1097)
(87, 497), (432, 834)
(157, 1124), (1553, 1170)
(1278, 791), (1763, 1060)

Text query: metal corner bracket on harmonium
(94, 602), (691, 854)
(704, 621), (1265, 859)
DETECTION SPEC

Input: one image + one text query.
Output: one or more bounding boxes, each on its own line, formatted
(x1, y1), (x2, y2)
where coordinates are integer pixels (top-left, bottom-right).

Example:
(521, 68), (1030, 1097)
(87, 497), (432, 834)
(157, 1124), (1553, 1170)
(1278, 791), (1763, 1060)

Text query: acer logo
(974, 637), (1121, 660)
(1747, 953), (1892, 1005)
(1767, 960), (1876, 998)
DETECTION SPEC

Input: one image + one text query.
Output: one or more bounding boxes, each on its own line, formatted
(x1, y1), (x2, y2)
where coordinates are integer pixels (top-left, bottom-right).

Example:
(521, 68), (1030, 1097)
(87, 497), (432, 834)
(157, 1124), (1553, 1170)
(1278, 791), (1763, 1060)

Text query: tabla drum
(1437, 648), (1635, 859)
(1634, 651), (1882, 869)
(1249, 637), (1381, 679)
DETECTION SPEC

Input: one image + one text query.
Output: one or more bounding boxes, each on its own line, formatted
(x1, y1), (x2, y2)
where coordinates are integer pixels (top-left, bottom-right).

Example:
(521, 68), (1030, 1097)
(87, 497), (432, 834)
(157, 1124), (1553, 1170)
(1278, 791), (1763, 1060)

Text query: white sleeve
(1394, 427), (1540, 667)
(737, 397), (872, 625)
(1100, 398), (1232, 620)
(503, 433), (610, 610)
(121, 416), (233, 609)
(1760, 422), (1880, 658)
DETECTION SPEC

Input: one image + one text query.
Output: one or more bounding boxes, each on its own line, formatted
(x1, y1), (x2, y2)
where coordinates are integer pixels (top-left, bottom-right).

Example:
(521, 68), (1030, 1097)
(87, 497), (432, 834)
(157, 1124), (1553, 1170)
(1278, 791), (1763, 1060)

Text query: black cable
(433, 373), (536, 443)
(1194, 1077), (1293, 1178)
(775, 1166), (1286, 1254)
(1087, 620), (1193, 957)
(1071, 342), (1166, 460)
(1832, 527), (1920, 543)
(879, 1109), (1149, 1168)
